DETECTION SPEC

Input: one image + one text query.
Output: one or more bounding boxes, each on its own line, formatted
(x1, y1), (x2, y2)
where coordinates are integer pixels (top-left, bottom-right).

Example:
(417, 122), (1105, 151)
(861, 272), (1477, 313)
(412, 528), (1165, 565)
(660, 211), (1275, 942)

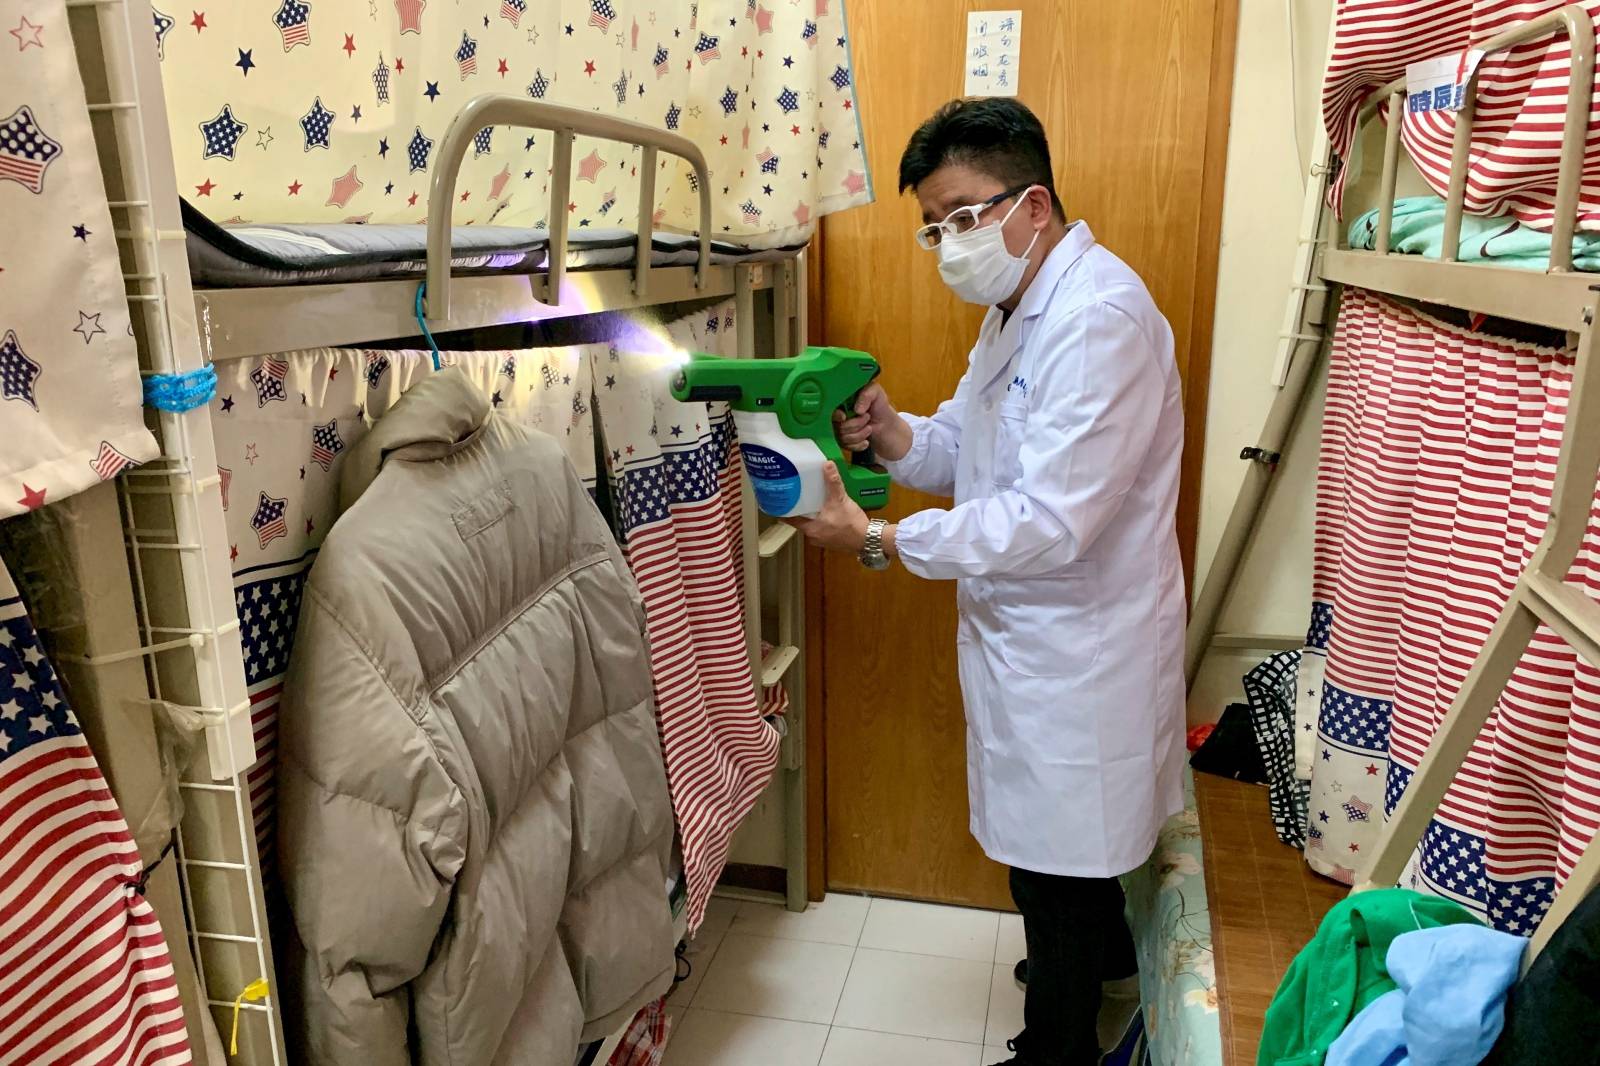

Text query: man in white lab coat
(789, 98), (1187, 1066)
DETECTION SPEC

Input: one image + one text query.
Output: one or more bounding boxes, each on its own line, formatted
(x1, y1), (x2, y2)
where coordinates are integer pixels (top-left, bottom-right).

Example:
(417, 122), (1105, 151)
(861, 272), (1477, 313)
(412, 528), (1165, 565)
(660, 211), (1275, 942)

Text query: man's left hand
(785, 462), (868, 553)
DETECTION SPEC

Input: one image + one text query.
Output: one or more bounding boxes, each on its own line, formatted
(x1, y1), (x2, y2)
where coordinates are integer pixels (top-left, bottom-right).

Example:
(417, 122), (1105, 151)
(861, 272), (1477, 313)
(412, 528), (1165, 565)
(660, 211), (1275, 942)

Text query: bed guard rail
(1347, 4), (1594, 273)
(425, 95), (715, 320)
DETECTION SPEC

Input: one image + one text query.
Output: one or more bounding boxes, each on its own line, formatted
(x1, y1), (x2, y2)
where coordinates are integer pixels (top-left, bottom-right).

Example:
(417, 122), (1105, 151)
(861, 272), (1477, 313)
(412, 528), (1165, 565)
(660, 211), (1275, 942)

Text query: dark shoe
(1013, 957), (1027, 989)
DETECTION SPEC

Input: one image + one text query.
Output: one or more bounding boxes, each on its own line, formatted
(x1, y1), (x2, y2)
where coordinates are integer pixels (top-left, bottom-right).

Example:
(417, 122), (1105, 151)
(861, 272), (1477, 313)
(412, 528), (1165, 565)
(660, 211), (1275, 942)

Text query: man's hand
(785, 462), (869, 553)
(834, 383), (915, 463)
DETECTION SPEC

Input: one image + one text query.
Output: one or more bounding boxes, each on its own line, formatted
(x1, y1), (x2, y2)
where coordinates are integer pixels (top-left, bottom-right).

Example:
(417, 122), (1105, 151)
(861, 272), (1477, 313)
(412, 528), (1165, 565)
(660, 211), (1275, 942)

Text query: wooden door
(818, 0), (1238, 907)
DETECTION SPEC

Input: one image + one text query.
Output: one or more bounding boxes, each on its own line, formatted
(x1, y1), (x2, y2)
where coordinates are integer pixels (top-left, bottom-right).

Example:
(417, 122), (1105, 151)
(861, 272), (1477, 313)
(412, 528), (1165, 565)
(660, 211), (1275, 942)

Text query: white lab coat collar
(973, 223), (1095, 387)
(1009, 221), (1095, 326)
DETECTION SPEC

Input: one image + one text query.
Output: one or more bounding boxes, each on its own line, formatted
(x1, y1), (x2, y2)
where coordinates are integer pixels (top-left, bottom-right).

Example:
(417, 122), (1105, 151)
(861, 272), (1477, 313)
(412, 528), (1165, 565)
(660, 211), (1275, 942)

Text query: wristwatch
(859, 518), (890, 571)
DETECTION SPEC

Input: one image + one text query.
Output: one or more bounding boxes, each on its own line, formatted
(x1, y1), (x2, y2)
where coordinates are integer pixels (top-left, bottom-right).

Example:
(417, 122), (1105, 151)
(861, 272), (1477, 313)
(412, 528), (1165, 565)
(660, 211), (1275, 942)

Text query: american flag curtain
(0, 0), (158, 523)
(0, 560), (191, 1065)
(1323, 0), (1600, 231)
(1306, 289), (1600, 935)
(594, 302), (780, 935)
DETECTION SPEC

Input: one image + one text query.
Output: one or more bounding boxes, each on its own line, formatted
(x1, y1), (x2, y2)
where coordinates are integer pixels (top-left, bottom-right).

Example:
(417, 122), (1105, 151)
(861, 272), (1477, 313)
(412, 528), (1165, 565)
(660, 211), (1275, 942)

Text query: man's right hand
(834, 383), (914, 463)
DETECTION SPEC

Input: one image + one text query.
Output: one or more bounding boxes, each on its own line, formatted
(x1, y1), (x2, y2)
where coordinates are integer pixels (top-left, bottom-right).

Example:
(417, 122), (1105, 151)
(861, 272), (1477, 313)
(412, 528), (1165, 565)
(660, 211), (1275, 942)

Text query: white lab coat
(886, 224), (1186, 879)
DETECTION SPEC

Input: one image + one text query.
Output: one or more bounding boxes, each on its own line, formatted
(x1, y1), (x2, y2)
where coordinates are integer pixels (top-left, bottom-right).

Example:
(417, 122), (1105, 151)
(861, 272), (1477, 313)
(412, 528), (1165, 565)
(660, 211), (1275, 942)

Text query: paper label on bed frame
(1405, 50), (1484, 114)
(965, 11), (1021, 97)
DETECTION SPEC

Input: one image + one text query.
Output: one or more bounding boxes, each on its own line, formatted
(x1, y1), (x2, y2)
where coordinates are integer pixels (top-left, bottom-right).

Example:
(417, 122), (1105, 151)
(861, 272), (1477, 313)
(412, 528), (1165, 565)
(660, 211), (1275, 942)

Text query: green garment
(1256, 887), (1483, 1066)
(1348, 195), (1600, 272)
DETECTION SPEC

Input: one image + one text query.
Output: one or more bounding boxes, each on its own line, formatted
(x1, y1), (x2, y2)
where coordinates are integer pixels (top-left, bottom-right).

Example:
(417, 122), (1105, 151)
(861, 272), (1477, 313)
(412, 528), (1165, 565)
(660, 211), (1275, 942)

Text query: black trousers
(1008, 867), (1138, 1066)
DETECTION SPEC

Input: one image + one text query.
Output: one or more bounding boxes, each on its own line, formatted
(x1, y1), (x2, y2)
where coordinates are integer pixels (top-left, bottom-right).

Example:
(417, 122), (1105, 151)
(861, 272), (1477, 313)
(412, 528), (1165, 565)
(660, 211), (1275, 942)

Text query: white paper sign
(1404, 49), (1484, 114)
(965, 10), (1022, 97)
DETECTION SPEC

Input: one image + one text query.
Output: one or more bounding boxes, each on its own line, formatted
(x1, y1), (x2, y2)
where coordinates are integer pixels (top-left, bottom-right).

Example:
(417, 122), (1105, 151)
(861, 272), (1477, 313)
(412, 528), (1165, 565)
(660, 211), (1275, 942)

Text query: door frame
(802, 0), (1241, 901)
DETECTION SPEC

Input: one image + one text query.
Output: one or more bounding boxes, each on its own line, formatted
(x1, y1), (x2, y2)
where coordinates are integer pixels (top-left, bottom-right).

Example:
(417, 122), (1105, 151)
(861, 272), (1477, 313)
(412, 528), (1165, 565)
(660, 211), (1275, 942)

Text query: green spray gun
(669, 346), (892, 518)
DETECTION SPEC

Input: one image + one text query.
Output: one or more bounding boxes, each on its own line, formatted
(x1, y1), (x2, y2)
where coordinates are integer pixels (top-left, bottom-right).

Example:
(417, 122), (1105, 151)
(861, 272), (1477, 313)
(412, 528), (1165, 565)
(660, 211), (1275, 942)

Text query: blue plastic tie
(143, 366), (218, 412)
(415, 283), (442, 371)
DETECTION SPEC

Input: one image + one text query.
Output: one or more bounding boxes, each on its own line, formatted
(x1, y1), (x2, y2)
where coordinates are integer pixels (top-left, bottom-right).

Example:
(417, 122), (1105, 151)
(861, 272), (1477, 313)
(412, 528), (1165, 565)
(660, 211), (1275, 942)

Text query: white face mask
(936, 194), (1041, 306)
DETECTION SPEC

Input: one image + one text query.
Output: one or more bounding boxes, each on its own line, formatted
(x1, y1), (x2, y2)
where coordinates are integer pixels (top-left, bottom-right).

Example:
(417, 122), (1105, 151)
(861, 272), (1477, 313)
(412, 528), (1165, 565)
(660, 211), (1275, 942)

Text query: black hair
(897, 98), (1065, 220)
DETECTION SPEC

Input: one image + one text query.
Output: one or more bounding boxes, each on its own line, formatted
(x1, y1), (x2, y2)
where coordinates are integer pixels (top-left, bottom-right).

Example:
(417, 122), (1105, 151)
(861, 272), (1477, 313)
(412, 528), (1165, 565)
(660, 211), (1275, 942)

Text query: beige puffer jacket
(276, 368), (676, 1065)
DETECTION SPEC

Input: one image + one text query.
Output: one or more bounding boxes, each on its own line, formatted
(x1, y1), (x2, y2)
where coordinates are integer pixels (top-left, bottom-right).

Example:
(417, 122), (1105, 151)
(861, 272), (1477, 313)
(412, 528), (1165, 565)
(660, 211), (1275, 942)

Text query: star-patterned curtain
(158, 0), (872, 245)
(1, 0), (159, 521)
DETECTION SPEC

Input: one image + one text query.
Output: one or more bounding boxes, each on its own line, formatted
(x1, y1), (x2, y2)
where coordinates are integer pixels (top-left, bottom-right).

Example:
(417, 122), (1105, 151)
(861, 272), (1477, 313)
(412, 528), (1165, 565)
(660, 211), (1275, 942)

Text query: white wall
(1189, 0), (1334, 720)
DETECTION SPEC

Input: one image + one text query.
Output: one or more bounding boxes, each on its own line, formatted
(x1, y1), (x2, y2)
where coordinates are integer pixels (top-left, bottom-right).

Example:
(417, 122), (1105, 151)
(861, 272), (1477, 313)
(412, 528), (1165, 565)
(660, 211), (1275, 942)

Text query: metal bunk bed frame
(1188, 4), (1600, 969)
(62, 1), (813, 1059)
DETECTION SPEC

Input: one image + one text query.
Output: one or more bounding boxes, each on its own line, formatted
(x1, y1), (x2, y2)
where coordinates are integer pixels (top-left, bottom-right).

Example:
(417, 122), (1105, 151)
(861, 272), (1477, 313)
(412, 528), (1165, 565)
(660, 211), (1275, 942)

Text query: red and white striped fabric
(598, 302), (780, 935)
(605, 997), (671, 1066)
(1307, 289), (1600, 931)
(1324, 0), (1600, 231)
(0, 566), (191, 1065)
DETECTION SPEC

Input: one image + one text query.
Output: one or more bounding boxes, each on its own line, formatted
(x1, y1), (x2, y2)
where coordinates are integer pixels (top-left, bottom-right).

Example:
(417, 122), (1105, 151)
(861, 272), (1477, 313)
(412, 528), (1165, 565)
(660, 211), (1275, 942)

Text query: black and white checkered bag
(1243, 650), (1312, 848)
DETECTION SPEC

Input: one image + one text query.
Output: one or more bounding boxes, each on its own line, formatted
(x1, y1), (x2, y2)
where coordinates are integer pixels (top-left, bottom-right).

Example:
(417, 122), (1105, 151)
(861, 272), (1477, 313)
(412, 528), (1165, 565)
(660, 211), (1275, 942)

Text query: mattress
(182, 200), (806, 288)
(1348, 196), (1600, 272)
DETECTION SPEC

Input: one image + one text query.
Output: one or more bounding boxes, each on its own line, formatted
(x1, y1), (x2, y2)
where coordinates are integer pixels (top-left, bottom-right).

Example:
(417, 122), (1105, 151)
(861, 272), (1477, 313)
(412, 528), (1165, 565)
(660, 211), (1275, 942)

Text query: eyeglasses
(914, 184), (1036, 250)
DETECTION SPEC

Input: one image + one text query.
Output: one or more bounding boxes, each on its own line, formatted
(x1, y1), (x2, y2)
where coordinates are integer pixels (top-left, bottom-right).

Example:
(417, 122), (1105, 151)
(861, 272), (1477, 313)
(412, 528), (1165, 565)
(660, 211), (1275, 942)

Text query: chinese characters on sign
(1403, 50), (1483, 115)
(965, 10), (1021, 97)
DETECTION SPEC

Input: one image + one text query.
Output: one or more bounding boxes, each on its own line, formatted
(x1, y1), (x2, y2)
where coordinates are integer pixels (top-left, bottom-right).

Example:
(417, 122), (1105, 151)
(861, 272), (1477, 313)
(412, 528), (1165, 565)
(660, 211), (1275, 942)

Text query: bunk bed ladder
(733, 260), (810, 913)
(64, 0), (286, 1060)
(1185, 1), (1341, 686)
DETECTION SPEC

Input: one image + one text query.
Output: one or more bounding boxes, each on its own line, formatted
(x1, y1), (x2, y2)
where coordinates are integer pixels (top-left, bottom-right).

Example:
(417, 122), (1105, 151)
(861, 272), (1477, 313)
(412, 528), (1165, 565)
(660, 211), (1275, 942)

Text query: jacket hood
(338, 366), (490, 513)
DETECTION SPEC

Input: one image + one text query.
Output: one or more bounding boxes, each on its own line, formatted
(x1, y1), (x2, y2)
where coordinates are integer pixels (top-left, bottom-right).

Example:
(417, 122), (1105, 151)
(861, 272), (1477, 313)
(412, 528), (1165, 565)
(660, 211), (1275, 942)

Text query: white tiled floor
(665, 895), (1027, 1066)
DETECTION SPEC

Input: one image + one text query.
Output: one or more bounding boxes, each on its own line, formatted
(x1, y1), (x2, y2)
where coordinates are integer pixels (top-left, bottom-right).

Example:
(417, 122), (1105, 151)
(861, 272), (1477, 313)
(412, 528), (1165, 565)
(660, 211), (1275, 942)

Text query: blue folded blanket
(1348, 196), (1600, 272)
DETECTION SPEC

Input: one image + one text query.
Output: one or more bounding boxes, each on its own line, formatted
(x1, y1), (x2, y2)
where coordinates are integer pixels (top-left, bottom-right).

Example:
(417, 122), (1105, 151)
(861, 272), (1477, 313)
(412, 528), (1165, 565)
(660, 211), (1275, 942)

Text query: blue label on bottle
(740, 443), (803, 515)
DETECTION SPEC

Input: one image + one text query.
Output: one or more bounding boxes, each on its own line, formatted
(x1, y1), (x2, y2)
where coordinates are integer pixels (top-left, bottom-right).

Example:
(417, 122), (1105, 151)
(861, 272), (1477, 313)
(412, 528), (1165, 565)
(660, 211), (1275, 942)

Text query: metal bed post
(548, 128), (576, 305)
(1374, 91), (1405, 256)
(765, 256), (808, 913)
(724, 258), (811, 912)
(734, 266), (763, 688)
(635, 146), (659, 299)
(423, 95), (714, 322)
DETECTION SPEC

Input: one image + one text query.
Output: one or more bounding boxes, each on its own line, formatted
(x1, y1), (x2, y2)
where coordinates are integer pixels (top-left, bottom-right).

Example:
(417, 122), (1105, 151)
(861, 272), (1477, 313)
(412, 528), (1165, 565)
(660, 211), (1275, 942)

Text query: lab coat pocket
(992, 400), (1029, 489)
(990, 569), (1100, 679)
